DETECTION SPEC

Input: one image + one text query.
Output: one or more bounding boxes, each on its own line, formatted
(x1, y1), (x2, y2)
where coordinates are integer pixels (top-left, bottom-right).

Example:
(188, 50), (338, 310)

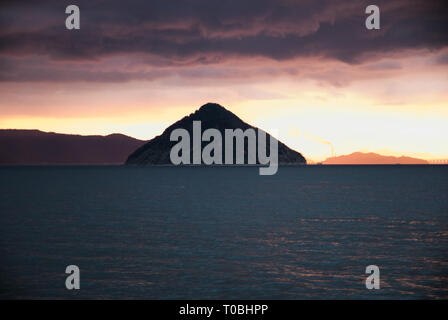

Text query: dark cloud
(435, 50), (448, 65)
(0, 0), (447, 81)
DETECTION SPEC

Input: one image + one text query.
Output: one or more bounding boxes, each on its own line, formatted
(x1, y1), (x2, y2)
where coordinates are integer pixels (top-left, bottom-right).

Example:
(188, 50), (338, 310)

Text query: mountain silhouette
(323, 152), (428, 165)
(0, 130), (146, 165)
(126, 103), (306, 165)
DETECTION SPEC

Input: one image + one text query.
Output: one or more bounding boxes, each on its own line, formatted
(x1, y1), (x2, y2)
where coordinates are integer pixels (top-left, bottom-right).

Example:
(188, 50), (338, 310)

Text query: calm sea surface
(0, 165), (447, 299)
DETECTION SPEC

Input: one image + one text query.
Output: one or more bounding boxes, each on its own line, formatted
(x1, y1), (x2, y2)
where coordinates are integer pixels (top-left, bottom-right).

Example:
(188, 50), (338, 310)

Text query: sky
(0, 0), (447, 162)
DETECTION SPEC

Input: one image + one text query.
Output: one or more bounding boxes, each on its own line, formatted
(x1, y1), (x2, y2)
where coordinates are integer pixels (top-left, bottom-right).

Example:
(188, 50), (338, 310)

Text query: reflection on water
(0, 165), (447, 299)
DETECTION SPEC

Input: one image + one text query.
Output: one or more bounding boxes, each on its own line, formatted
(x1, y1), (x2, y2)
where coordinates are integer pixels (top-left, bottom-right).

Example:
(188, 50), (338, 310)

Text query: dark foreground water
(0, 165), (447, 299)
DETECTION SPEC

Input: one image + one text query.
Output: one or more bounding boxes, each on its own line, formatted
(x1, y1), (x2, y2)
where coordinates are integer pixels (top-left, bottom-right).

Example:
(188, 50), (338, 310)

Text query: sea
(0, 165), (447, 299)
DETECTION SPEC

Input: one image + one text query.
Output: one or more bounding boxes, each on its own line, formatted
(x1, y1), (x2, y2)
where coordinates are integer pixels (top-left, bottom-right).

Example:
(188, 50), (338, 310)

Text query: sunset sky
(1, 0), (447, 161)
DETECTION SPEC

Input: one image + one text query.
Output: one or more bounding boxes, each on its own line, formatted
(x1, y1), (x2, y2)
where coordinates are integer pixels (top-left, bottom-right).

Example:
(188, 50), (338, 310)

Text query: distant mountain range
(126, 103), (307, 165)
(0, 111), (432, 166)
(323, 152), (428, 165)
(0, 130), (146, 165)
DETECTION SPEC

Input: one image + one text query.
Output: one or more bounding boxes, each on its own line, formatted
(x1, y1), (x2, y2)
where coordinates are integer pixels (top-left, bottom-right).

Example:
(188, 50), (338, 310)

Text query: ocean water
(0, 165), (447, 299)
